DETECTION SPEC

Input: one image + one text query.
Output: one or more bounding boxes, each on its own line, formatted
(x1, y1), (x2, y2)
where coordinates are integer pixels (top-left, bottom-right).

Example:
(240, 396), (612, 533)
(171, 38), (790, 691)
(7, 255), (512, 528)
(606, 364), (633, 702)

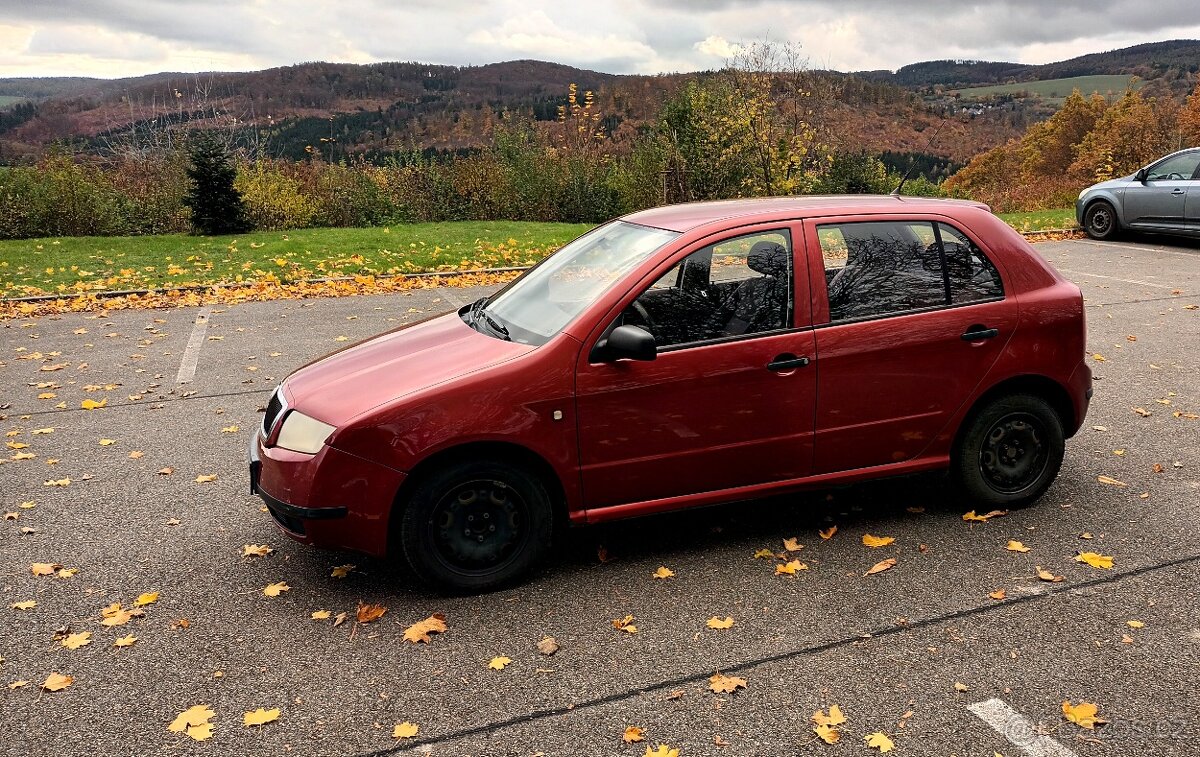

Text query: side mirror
(594, 325), (657, 362)
(1135, 168), (1147, 183)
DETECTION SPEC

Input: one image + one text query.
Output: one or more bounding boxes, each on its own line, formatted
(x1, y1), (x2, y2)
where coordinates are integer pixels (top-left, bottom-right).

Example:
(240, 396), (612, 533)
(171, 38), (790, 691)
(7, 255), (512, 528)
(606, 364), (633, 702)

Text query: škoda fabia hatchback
(250, 196), (1092, 591)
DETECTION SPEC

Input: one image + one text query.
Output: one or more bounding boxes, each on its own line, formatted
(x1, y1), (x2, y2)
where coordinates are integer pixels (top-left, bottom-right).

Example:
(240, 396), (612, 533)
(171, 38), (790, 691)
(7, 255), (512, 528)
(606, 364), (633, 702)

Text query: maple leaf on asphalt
(1006, 540), (1031, 553)
(819, 526), (838, 540)
(988, 589), (1007, 600)
(1062, 700), (1107, 729)
(865, 732), (895, 752)
(783, 536), (803, 551)
(311, 610), (331, 621)
(1076, 552), (1114, 569)
(133, 592), (159, 607)
(652, 566), (674, 579)
(243, 708), (281, 727)
(42, 673), (74, 692)
(11, 601), (36, 610)
(623, 725), (645, 743)
(962, 509), (1008, 522)
(403, 613), (448, 643)
(487, 656), (512, 670)
(753, 548), (775, 559)
(1036, 567), (1064, 582)
(114, 635), (137, 647)
(706, 616), (735, 630)
(61, 631), (92, 650)
(262, 582), (290, 597)
(331, 563), (356, 579)
(393, 721), (419, 739)
(31, 562), (60, 576)
(242, 544), (272, 558)
(862, 534), (895, 548)
(612, 614), (638, 634)
(709, 673), (747, 694)
(644, 745), (679, 757)
(356, 603), (386, 624)
(775, 559), (806, 576)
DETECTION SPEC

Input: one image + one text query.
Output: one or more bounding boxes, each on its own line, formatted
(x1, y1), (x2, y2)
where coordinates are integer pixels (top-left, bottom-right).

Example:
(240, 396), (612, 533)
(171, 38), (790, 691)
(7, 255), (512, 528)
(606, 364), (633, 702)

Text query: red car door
(575, 224), (817, 512)
(803, 215), (1018, 473)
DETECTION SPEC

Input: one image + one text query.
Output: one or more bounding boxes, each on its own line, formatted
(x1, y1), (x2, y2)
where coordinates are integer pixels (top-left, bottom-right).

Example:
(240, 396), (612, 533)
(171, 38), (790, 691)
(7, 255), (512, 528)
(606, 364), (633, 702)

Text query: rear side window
(938, 223), (1003, 303)
(817, 220), (1003, 323)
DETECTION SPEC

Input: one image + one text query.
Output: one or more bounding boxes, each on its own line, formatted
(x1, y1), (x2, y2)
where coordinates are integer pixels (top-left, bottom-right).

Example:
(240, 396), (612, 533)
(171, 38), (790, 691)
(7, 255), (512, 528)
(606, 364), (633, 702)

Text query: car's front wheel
(1083, 200), (1119, 240)
(399, 460), (554, 593)
(952, 394), (1065, 509)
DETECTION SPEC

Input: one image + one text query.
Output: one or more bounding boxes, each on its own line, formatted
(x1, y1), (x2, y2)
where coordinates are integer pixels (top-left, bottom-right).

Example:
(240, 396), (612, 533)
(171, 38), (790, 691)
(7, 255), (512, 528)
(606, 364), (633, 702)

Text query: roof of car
(622, 195), (991, 233)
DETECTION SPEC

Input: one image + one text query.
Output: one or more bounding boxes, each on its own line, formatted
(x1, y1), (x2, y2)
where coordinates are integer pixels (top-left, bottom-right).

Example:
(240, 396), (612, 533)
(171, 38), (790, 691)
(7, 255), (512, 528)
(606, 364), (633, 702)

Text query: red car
(250, 196), (1092, 591)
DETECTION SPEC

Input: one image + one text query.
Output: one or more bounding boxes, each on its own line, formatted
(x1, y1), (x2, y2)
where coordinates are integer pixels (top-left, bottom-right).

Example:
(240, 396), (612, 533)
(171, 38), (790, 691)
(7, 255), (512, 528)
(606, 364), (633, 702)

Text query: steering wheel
(625, 300), (656, 333)
(1163, 172), (1185, 180)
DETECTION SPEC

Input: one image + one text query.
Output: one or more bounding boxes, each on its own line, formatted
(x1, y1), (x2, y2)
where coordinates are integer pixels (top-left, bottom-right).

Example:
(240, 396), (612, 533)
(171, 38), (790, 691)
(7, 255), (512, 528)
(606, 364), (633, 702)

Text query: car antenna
(891, 116), (948, 196)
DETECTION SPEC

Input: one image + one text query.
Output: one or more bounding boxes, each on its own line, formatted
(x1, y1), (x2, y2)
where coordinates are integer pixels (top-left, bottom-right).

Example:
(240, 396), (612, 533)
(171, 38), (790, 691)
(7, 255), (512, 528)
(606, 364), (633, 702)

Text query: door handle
(1172, 188), (1186, 195)
(961, 326), (999, 341)
(767, 354), (810, 371)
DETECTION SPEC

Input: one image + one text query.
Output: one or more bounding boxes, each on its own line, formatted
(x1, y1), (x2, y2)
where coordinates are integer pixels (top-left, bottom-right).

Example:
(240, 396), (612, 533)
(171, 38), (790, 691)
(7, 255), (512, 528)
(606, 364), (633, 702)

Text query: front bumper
(248, 433), (406, 556)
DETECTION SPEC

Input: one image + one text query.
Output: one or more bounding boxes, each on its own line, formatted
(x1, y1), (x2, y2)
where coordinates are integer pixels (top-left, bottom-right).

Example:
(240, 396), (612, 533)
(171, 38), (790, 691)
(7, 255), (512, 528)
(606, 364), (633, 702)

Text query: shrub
(234, 160), (317, 231)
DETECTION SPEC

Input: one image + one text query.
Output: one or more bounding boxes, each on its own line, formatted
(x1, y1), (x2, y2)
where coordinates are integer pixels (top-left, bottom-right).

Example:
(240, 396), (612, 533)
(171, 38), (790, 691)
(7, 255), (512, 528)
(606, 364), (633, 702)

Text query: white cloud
(694, 34), (742, 59)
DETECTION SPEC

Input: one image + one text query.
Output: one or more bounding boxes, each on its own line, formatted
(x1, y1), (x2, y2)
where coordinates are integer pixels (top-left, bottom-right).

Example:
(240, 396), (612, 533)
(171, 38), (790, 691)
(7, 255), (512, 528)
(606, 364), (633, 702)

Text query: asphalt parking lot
(2, 236), (1199, 757)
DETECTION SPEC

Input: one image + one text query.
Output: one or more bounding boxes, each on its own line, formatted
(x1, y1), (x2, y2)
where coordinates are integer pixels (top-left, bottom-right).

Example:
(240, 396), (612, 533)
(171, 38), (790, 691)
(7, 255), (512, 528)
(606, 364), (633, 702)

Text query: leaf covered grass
(0, 221), (592, 298)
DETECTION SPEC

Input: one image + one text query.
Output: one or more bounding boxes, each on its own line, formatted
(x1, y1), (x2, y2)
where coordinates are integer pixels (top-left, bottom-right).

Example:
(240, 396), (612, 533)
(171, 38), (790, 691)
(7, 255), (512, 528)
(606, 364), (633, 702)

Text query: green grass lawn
(997, 208), (1077, 232)
(0, 221), (592, 298)
(950, 75), (1140, 105)
(0, 95), (25, 108)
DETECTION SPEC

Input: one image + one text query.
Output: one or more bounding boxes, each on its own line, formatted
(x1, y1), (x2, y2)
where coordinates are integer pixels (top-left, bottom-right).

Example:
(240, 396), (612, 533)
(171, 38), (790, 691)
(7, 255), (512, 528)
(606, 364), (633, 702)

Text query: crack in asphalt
(354, 550), (1200, 756)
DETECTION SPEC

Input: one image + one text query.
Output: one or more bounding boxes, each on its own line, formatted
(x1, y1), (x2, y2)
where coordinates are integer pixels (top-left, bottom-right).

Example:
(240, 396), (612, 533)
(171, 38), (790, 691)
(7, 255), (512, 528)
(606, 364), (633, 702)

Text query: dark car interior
(619, 240), (792, 348)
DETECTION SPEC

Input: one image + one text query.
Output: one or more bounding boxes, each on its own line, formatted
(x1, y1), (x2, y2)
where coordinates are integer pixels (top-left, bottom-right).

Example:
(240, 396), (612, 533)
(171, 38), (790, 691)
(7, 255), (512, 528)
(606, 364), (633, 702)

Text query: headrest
(747, 241), (788, 276)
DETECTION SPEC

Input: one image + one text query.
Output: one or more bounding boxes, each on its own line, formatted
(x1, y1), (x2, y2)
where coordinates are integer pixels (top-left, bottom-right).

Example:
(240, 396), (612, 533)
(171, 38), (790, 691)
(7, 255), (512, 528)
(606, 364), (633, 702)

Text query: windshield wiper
(466, 296), (510, 340)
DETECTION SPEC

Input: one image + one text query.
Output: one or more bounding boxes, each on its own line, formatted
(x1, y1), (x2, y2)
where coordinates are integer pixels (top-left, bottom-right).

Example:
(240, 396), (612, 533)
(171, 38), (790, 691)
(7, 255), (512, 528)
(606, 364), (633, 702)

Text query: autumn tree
(1019, 90), (1107, 177)
(1068, 90), (1175, 182)
(1177, 81), (1200, 146)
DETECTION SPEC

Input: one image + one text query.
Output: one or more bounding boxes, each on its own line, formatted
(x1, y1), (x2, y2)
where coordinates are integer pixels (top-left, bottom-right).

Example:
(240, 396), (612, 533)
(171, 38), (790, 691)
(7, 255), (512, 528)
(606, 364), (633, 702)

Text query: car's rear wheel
(399, 460), (553, 593)
(952, 394), (1065, 509)
(1084, 200), (1119, 240)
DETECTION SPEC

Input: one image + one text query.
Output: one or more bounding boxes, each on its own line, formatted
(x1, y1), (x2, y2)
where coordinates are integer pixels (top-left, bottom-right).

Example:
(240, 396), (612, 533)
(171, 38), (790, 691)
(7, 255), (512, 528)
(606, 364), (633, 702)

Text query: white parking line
(176, 308), (211, 385)
(1056, 268), (1179, 290)
(968, 698), (1079, 757)
(1073, 239), (1199, 258)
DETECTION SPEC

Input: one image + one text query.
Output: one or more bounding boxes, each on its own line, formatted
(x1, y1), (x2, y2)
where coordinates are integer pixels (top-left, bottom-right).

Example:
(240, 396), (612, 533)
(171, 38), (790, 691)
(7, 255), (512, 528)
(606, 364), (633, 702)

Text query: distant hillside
(859, 39), (1200, 89)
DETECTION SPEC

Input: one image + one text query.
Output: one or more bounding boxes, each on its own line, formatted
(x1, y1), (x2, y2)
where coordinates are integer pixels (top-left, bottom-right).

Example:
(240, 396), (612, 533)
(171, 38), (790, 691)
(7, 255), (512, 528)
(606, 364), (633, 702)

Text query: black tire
(399, 459), (554, 593)
(1083, 200), (1119, 240)
(952, 393), (1065, 510)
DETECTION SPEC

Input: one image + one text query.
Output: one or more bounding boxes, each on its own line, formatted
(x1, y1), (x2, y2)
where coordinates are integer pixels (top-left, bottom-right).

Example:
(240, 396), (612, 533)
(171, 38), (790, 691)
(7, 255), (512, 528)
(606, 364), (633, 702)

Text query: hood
(282, 312), (532, 426)
(1083, 175), (1135, 193)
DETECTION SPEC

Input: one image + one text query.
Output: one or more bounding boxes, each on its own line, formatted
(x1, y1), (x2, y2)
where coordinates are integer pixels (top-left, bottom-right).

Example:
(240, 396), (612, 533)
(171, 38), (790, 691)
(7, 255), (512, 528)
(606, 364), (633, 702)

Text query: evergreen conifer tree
(182, 133), (250, 235)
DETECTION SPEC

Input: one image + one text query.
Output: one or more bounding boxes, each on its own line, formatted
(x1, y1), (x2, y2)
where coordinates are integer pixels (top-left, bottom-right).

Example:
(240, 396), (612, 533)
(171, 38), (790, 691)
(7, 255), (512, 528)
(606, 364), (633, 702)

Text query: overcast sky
(2, 0), (1199, 79)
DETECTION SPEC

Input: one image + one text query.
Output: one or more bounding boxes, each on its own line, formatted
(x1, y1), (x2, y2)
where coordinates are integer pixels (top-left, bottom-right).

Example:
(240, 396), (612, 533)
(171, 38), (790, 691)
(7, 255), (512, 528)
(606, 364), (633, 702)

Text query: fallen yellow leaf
(611, 614), (638, 634)
(753, 548), (775, 559)
(243, 708), (281, 727)
(403, 613), (448, 643)
(988, 589), (1007, 600)
(242, 544), (272, 557)
(652, 565), (675, 579)
(644, 744), (679, 757)
(262, 582), (290, 597)
(311, 610), (331, 620)
(356, 602), (386, 624)
(709, 672), (747, 694)
(43, 478), (70, 487)
(1097, 475), (1127, 487)
(775, 559), (807, 575)
(114, 635), (137, 647)
(1076, 552), (1114, 569)
(783, 536), (803, 551)
(1036, 566), (1064, 582)
(819, 525), (837, 540)
(331, 563), (356, 579)
(61, 631), (92, 650)
(866, 732), (895, 752)
(487, 656), (512, 671)
(11, 600), (36, 610)
(99, 439), (116, 446)
(1062, 700), (1106, 729)
(133, 591), (159, 607)
(1127, 619), (1144, 629)
(42, 672), (74, 692)
(31, 562), (60, 576)
(812, 704), (847, 727)
(862, 534), (895, 548)
(706, 616), (735, 630)
(963, 509), (1008, 522)
(194, 474), (218, 483)
(864, 558), (897, 576)
(623, 725), (645, 744)
(1006, 540), (1031, 553)
(221, 426), (240, 433)
(392, 721), (419, 739)
(81, 398), (107, 410)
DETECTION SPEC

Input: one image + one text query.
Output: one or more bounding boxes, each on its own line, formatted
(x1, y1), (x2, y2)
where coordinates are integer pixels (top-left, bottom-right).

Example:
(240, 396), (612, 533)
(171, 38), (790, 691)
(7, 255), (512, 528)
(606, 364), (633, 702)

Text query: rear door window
(818, 221), (947, 322)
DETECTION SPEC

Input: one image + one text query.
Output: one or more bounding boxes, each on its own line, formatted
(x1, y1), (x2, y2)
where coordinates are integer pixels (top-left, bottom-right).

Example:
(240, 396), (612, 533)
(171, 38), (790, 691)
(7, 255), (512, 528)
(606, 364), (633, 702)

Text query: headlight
(1078, 188), (1090, 200)
(275, 410), (336, 454)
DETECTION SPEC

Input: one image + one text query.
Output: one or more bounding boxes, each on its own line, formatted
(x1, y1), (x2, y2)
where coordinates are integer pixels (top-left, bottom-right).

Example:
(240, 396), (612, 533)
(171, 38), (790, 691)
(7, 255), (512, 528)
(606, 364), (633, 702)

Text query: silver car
(1076, 147), (1200, 240)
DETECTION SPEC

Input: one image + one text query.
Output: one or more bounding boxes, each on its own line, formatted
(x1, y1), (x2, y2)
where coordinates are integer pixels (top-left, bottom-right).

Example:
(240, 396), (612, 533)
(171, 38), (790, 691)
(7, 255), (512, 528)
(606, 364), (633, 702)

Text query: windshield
(467, 221), (679, 345)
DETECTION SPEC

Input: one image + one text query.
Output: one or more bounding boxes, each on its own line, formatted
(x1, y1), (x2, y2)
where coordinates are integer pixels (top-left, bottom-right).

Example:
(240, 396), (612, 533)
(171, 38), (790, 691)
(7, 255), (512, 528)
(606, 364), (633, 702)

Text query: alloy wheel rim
(978, 412), (1049, 494)
(428, 479), (525, 573)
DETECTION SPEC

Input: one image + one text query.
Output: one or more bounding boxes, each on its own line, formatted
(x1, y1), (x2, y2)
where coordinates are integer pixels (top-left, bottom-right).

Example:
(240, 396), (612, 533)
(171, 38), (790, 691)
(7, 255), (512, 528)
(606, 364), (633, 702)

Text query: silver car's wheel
(1084, 201), (1118, 240)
